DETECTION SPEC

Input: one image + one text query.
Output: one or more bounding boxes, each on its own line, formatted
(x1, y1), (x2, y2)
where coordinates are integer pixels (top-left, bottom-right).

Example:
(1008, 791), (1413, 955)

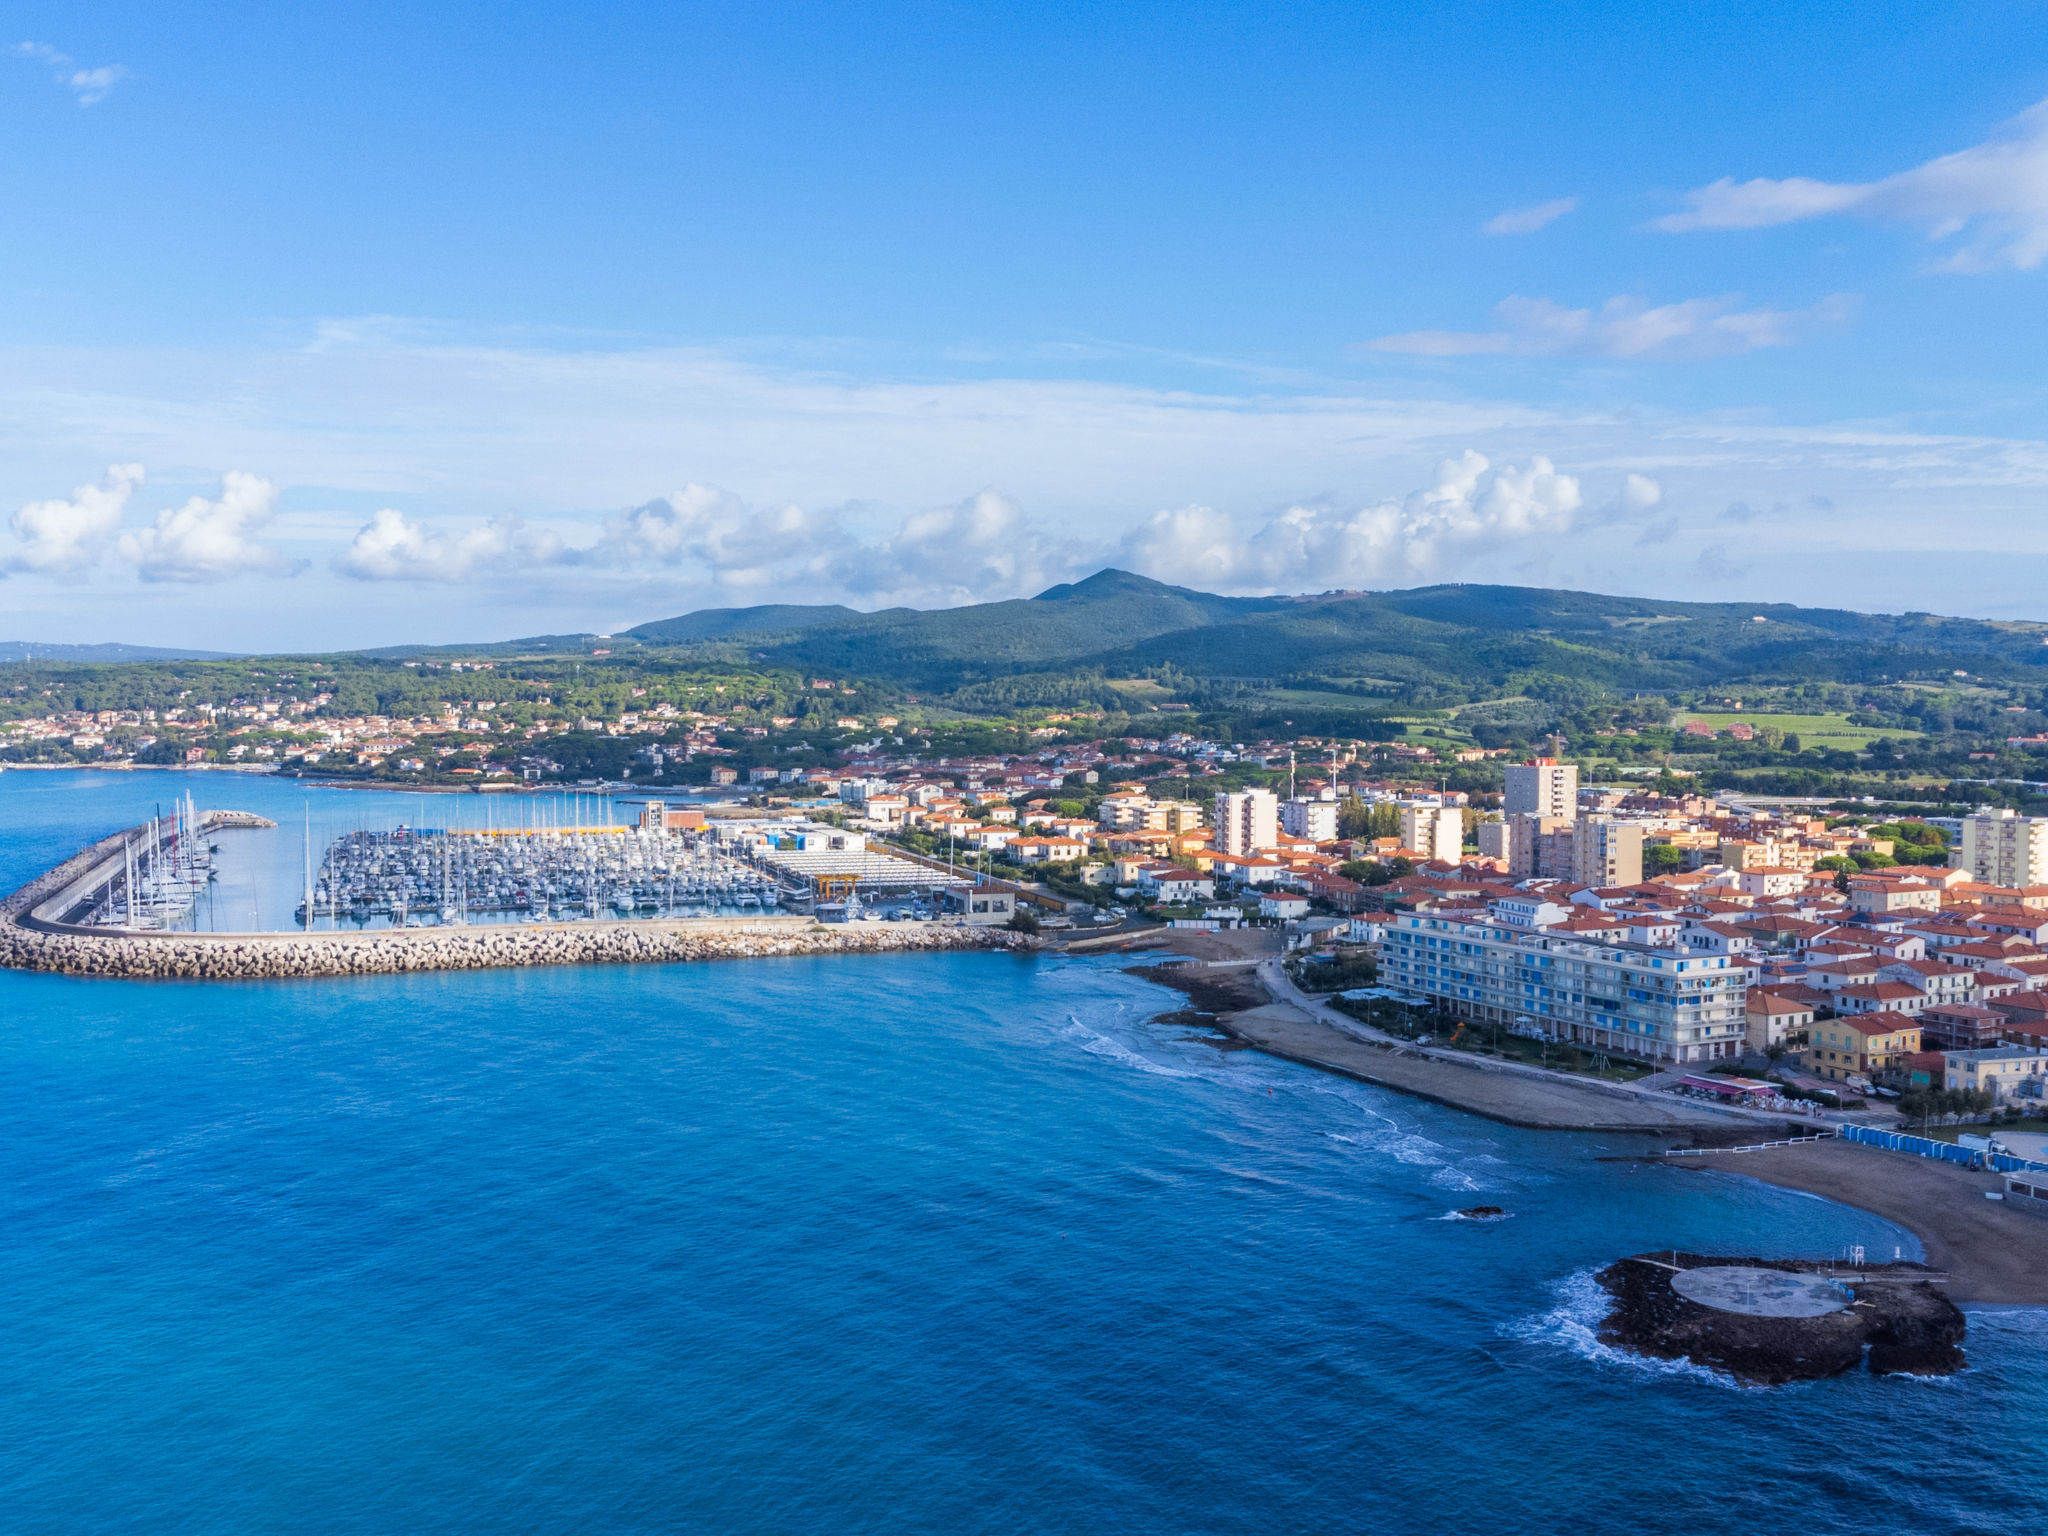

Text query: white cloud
(829, 489), (1093, 606)
(1656, 97), (2048, 271)
(14, 42), (126, 105)
(4, 463), (142, 575)
(592, 483), (837, 588)
(586, 484), (1090, 606)
(1370, 293), (1853, 359)
(1481, 197), (1579, 236)
(1618, 472), (1663, 513)
(9, 327), (2048, 641)
(1117, 451), (1582, 593)
(118, 472), (300, 582)
(336, 507), (567, 581)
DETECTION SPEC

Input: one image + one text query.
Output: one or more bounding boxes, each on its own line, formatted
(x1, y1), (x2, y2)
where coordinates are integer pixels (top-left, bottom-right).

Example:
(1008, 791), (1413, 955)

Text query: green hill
(616, 571), (2048, 705)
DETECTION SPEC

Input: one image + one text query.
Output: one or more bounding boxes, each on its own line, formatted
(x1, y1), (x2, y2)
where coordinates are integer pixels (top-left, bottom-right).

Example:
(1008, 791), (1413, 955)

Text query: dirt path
(1679, 1139), (2048, 1305)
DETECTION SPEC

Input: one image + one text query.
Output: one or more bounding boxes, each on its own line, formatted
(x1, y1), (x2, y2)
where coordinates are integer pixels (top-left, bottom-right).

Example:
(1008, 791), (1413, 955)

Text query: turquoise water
(1, 771), (2042, 1534)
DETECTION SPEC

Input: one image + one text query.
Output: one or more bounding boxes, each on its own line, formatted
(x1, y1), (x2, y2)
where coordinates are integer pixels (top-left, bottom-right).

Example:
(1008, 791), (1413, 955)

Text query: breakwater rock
(1, 816), (1028, 981)
(1597, 1252), (1965, 1384)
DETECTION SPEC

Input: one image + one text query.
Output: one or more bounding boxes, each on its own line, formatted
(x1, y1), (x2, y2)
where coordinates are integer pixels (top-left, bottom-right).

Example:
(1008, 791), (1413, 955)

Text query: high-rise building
(1400, 804), (1464, 864)
(1281, 797), (1338, 842)
(1504, 758), (1578, 820)
(1957, 808), (2048, 888)
(1507, 813), (1575, 878)
(1571, 817), (1644, 888)
(1475, 819), (1509, 861)
(1213, 789), (1280, 856)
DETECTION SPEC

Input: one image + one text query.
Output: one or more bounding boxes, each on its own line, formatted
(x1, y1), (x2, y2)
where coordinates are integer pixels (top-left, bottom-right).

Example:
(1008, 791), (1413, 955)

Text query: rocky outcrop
(1597, 1252), (1965, 1384)
(1, 815), (1026, 981)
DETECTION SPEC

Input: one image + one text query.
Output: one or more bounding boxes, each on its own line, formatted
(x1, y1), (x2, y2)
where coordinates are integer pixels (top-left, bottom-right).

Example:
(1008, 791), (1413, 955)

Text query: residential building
(1833, 981), (1928, 1016)
(1400, 804), (1464, 865)
(1475, 819), (1509, 860)
(1920, 1002), (2010, 1052)
(1504, 758), (1578, 819)
(1381, 905), (1748, 1064)
(1138, 866), (1214, 904)
(1943, 1046), (2048, 1101)
(1803, 1013), (1922, 1083)
(1259, 892), (1310, 920)
(1957, 808), (2048, 889)
(1281, 796), (1339, 843)
(1847, 876), (1942, 915)
(1571, 817), (1644, 888)
(1507, 814), (1575, 879)
(1745, 990), (1815, 1052)
(1214, 789), (1280, 856)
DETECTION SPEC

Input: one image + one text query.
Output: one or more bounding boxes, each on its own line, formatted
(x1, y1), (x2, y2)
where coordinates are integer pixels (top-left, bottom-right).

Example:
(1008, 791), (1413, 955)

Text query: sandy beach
(1675, 1140), (2048, 1305)
(1118, 936), (2048, 1303)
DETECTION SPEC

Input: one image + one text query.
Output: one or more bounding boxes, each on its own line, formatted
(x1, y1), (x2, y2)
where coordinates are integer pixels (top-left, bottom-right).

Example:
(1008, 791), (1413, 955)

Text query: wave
(1504, 1268), (1749, 1391)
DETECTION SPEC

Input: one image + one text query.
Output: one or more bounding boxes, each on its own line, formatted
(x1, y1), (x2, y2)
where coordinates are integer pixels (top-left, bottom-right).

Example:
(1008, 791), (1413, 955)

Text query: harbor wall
(1, 815), (1025, 981)
(24, 809), (274, 931)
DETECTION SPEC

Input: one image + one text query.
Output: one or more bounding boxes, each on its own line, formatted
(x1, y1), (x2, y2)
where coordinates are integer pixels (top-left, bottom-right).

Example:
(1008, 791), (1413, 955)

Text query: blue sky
(4, 1), (2048, 647)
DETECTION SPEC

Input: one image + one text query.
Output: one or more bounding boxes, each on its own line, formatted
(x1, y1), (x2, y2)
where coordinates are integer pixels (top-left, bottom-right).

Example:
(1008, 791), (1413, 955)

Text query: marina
(296, 826), (783, 927)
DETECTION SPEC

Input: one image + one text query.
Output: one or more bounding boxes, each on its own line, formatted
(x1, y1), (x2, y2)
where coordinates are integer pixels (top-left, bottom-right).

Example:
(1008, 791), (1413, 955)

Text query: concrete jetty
(1, 815), (1025, 981)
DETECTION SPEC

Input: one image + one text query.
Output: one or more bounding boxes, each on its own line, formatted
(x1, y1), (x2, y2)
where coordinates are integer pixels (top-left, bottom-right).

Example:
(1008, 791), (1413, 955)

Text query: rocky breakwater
(1597, 1252), (1965, 1384)
(0, 815), (1029, 980)
(0, 914), (1026, 980)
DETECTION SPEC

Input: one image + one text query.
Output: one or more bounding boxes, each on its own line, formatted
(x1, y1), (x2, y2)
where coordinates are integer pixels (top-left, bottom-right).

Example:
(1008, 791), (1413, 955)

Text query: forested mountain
(614, 570), (2048, 704)
(0, 641), (231, 663)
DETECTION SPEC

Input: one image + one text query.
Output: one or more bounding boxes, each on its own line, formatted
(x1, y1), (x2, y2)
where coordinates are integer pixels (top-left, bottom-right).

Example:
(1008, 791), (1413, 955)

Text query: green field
(1674, 712), (1921, 750)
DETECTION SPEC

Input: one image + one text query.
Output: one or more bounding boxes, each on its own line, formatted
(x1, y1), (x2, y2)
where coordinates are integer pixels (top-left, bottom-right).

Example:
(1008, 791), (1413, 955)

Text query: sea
(1, 770), (2041, 1535)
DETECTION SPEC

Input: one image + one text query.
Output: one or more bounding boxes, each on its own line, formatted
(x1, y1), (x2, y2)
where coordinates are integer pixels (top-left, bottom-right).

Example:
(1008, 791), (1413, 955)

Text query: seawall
(1, 815), (1025, 981)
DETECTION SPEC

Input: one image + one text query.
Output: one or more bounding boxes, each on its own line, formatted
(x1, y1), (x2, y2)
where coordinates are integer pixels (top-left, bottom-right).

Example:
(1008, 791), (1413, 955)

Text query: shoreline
(1125, 959), (1766, 1135)
(1119, 946), (2048, 1302)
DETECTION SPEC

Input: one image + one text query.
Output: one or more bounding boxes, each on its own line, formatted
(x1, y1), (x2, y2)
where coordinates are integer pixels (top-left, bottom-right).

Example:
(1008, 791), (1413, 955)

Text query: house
(1803, 1012), (1922, 1082)
(1138, 865), (1215, 904)
(1943, 1046), (2048, 1101)
(1006, 835), (1089, 864)
(1919, 1002), (2010, 1052)
(1206, 851), (1286, 887)
(861, 794), (910, 827)
(1878, 958), (1978, 1007)
(1298, 870), (1368, 912)
(1745, 990), (1816, 1052)
(1847, 876), (1942, 915)
(1259, 893), (1310, 921)
(939, 883), (1017, 925)
(1832, 981), (1928, 1016)
(1345, 914), (1391, 947)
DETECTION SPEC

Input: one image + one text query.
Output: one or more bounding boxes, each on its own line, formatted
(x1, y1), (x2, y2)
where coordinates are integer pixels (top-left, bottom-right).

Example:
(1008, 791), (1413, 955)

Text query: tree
(1644, 843), (1684, 874)
(1337, 794), (1372, 840)
(1782, 733), (1802, 754)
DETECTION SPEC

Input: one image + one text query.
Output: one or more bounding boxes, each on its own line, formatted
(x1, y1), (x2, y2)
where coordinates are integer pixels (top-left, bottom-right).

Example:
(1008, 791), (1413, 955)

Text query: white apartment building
(1400, 804), (1464, 864)
(1281, 796), (1339, 843)
(1956, 808), (2048, 888)
(1382, 905), (1748, 1064)
(1213, 788), (1280, 856)
(1504, 758), (1578, 819)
